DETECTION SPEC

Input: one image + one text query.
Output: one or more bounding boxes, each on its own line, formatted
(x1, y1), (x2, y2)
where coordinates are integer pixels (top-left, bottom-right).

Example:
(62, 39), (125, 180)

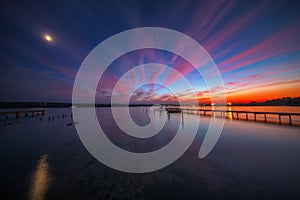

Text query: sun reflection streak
(228, 106), (233, 120)
(211, 104), (216, 117)
(29, 154), (51, 200)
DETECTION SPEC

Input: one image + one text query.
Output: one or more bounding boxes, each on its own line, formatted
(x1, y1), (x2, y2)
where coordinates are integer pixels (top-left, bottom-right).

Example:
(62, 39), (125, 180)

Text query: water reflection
(228, 106), (233, 120)
(29, 154), (51, 200)
(181, 112), (184, 128)
(211, 105), (216, 117)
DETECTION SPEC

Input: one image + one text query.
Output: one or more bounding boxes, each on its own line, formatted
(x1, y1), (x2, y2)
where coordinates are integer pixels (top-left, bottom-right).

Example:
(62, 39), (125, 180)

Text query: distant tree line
(247, 96), (300, 106)
(1, 96), (300, 108)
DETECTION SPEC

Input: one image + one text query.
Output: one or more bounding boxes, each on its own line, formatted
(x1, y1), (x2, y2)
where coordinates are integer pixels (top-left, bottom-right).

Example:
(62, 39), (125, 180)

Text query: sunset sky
(0, 0), (299, 104)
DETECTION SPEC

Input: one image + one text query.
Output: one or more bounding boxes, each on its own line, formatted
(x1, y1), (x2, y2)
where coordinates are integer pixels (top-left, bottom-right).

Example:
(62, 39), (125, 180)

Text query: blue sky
(0, 0), (299, 103)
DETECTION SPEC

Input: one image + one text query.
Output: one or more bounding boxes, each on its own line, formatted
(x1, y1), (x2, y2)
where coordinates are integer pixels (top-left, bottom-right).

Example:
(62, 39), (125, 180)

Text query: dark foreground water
(0, 107), (300, 200)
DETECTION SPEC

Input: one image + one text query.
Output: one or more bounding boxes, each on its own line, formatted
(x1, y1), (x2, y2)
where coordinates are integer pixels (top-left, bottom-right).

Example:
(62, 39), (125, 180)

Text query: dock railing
(163, 107), (300, 126)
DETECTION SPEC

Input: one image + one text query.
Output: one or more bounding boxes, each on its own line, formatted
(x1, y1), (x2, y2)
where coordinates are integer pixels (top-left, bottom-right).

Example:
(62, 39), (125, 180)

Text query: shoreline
(1, 104), (300, 109)
(1, 107), (300, 128)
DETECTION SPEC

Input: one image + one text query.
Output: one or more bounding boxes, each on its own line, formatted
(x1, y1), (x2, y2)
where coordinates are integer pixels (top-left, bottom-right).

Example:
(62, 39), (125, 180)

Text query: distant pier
(164, 107), (300, 126)
(0, 109), (45, 119)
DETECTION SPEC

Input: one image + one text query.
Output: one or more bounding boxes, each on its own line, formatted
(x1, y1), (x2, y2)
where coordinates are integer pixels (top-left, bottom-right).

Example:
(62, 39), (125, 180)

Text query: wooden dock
(165, 107), (300, 126)
(0, 109), (45, 119)
(165, 108), (182, 113)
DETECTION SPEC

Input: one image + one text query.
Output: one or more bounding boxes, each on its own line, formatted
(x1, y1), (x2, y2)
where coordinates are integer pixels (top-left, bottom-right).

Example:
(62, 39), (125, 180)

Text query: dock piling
(264, 114), (267, 123)
(162, 107), (300, 126)
(279, 115), (282, 125)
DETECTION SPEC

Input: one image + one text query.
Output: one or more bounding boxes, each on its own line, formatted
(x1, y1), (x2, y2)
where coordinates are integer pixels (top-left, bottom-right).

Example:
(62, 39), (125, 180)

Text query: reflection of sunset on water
(29, 155), (51, 200)
(228, 106), (233, 120)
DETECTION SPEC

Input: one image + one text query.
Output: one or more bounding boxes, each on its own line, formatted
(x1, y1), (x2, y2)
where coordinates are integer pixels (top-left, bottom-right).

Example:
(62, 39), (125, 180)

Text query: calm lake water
(0, 106), (300, 199)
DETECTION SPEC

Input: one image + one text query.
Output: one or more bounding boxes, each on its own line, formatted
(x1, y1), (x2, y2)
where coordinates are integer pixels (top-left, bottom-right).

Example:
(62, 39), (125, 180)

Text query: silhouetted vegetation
(244, 96), (300, 106)
(1, 97), (299, 108)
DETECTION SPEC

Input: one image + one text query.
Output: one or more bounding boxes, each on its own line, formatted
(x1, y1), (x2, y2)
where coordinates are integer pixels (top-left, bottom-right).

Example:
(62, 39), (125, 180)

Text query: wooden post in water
(264, 114), (267, 123)
(246, 113), (248, 120)
(237, 112), (239, 119)
(254, 113), (257, 122)
(289, 115), (292, 125)
(279, 114), (282, 125)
